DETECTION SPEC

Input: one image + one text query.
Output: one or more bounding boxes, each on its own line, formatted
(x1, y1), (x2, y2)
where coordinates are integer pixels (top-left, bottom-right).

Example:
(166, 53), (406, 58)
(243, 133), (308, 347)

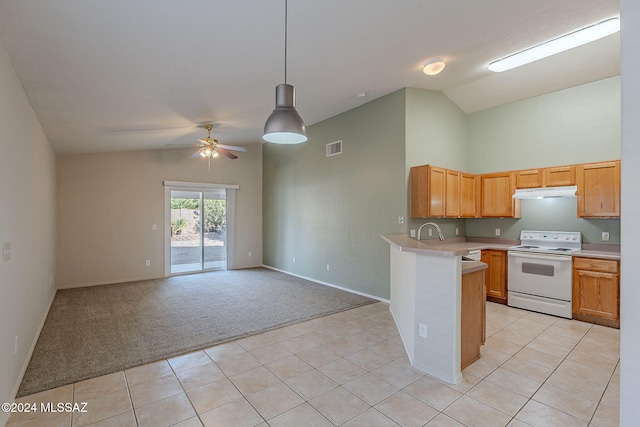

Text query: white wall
(0, 41), (57, 425)
(620, 1), (639, 424)
(57, 146), (263, 288)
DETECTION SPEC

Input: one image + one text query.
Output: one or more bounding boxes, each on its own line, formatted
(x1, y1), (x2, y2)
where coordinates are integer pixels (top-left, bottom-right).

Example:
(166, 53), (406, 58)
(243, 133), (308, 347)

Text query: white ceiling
(0, 0), (620, 154)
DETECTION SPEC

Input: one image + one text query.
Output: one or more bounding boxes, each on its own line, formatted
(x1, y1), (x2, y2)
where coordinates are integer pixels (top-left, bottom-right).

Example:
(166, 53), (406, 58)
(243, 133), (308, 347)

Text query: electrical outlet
(152, 224), (157, 231)
(602, 232), (610, 241)
(495, 229), (501, 236)
(398, 216), (404, 224)
(293, 257), (296, 264)
(145, 260), (151, 267)
(49, 274), (54, 288)
(456, 228), (459, 236)
(428, 229), (433, 237)
(326, 264), (330, 271)
(410, 229), (416, 238)
(248, 251), (252, 257)
(419, 324), (428, 338)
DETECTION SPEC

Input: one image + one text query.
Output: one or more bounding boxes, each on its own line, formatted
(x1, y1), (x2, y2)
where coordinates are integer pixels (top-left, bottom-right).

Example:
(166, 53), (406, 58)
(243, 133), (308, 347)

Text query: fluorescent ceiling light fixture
(423, 59), (446, 75)
(488, 17), (620, 73)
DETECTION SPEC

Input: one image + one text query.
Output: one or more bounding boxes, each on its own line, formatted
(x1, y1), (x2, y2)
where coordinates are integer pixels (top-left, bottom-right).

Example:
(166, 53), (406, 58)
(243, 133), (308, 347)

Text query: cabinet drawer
(573, 257), (618, 273)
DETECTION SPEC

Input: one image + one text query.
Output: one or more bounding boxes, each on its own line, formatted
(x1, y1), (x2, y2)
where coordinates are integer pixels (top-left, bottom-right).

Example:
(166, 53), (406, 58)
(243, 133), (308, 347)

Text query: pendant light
(263, 0), (307, 144)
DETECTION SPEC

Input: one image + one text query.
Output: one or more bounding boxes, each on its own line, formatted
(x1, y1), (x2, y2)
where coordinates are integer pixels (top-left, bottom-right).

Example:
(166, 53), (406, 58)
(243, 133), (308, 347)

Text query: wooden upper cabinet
(516, 169), (543, 189)
(410, 165), (476, 218)
(460, 173), (477, 218)
(544, 165), (576, 187)
(480, 172), (521, 218)
(577, 161), (620, 218)
(428, 166), (447, 217)
(410, 165), (429, 217)
(445, 170), (461, 217)
(410, 165), (446, 218)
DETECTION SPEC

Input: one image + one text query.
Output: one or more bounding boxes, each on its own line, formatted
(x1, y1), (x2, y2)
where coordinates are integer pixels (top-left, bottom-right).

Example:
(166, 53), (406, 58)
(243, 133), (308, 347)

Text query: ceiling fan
(183, 124), (247, 172)
(192, 124), (246, 159)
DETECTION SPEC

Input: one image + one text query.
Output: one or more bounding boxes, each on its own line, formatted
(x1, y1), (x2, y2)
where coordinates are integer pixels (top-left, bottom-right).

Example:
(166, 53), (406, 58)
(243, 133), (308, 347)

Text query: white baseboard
(56, 275), (165, 290)
(389, 304), (414, 365)
(261, 264), (390, 304)
(7, 288), (57, 412)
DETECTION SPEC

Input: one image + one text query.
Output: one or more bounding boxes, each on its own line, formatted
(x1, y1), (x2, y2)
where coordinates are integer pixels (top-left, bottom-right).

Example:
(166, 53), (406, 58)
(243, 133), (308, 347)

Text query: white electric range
(507, 230), (582, 318)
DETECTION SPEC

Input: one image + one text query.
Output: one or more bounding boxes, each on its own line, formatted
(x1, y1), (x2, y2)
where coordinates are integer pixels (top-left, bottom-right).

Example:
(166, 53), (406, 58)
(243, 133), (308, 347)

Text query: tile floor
(7, 302), (620, 427)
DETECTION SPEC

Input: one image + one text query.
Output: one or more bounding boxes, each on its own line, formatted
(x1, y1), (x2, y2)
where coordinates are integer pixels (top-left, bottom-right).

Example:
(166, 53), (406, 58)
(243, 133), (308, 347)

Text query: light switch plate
(2, 241), (10, 263)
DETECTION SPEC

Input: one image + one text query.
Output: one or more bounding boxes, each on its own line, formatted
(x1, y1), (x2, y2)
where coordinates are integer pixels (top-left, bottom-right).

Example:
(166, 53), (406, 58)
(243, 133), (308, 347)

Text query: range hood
(512, 185), (577, 199)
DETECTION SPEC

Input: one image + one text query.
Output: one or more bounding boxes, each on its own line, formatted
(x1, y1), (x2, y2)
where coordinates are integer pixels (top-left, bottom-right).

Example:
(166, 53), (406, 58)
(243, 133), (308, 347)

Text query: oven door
(507, 251), (572, 301)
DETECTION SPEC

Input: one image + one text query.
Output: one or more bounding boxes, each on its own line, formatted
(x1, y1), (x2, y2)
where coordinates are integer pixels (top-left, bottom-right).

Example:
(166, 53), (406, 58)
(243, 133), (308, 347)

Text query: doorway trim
(163, 181), (239, 276)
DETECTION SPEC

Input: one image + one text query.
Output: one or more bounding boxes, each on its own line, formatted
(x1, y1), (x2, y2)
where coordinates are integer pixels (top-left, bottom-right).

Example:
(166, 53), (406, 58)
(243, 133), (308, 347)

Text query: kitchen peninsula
(381, 234), (488, 384)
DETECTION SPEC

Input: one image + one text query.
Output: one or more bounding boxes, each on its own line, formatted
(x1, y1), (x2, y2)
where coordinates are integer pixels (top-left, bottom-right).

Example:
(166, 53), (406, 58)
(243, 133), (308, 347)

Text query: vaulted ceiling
(0, 0), (620, 154)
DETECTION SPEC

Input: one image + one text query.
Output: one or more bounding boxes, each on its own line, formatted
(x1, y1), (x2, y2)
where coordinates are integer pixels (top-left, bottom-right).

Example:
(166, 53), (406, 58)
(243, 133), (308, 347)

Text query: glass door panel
(170, 189), (227, 274)
(170, 191), (202, 274)
(203, 190), (227, 270)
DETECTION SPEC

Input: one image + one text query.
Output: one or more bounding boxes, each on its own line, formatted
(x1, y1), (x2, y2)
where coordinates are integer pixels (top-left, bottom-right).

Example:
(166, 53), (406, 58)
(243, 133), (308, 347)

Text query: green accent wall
(263, 89), (407, 299)
(465, 76), (621, 244)
(467, 76), (620, 173)
(263, 77), (622, 299)
(466, 198), (621, 244)
(404, 88), (469, 239)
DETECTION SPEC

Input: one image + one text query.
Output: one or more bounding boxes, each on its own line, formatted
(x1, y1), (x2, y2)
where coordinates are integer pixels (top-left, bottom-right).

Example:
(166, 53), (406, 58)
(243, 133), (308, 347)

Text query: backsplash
(466, 197), (620, 245)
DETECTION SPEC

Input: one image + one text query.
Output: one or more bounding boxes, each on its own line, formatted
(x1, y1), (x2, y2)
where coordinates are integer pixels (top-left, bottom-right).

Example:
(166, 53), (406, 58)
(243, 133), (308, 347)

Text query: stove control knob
(572, 236), (578, 240)
(553, 234), (559, 239)
(565, 236), (570, 240)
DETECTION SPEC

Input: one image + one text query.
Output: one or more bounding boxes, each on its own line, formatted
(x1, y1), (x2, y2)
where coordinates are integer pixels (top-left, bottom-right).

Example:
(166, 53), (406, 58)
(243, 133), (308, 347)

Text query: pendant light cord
(284, 0), (288, 84)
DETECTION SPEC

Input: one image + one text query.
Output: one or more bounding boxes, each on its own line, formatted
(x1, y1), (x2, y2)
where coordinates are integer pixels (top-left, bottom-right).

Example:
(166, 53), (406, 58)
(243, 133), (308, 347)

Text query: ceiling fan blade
(218, 144), (247, 152)
(165, 142), (201, 147)
(191, 149), (204, 158)
(217, 148), (238, 159)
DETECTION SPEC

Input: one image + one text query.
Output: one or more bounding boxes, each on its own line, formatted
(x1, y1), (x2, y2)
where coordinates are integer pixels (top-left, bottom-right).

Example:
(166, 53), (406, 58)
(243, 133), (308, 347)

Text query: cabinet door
(460, 173), (477, 218)
(544, 165), (576, 187)
(480, 172), (520, 218)
(516, 169), (543, 188)
(461, 270), (485, 369)
(572, 270), (619, 321)
(577, 161), (620, 217)
(410, 166), (429, 217)
(446, 169), (461, 217)
(428, 166), (447, 217)
(481, 250), (507, 304)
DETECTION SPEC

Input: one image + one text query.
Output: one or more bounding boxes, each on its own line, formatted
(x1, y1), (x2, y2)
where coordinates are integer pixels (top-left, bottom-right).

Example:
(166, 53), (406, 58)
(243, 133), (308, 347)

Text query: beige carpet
(17, 268), (376, 397)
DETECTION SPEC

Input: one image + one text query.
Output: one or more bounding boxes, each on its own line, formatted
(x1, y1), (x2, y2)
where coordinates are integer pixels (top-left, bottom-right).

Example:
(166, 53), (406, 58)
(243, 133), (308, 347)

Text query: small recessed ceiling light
(423, 58), (446, 76)
(489, 17), (620, 73)
(356, 92), (367, 98)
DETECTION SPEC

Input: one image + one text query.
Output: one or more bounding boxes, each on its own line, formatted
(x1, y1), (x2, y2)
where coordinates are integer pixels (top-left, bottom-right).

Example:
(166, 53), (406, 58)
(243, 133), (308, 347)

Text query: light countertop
(381, 234), (512, 256)
(381, 234), (621, 261)
(573, 250), (621, 260)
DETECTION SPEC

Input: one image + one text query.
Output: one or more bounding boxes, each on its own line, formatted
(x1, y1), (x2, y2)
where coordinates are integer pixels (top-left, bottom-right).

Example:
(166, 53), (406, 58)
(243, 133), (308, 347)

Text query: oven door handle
(507, 252), (573, 262)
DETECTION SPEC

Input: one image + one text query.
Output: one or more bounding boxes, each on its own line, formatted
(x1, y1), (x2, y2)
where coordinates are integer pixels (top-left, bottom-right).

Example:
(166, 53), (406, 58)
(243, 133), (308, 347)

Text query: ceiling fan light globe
(213, 151), (219, 158)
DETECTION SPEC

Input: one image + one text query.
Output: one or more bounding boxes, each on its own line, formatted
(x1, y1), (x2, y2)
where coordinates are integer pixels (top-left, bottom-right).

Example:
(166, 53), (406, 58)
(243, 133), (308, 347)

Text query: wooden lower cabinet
(461, 269), (486, 370)
(572, 257), (620, 328)
(481, 250), (508, 305)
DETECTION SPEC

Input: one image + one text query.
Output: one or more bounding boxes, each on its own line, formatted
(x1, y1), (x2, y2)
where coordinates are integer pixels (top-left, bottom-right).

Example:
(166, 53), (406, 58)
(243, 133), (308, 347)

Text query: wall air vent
(326, 140), (342, 157)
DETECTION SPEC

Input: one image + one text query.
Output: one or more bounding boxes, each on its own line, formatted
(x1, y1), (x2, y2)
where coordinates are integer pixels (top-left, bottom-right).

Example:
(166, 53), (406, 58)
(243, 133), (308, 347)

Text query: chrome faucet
(417, 222), (445, 241)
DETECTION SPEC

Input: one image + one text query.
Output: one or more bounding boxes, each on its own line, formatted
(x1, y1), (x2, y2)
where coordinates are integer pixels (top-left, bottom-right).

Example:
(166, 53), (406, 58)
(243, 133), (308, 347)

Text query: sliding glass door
(170, 189), (227, 274)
